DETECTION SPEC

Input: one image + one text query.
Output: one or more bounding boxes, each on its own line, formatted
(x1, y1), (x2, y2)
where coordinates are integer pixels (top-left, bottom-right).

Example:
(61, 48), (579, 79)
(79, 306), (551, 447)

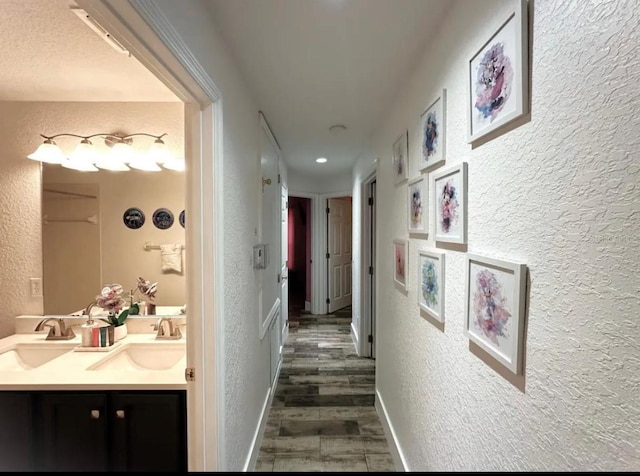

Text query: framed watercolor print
(407, 175), (428, 234)
(431, 162), (467, 244)
(464, 253), (527, 374)
(393, 238), (408, 290)
(467, 0), (528, 143)
(419, 89), (446, 171)
(392, 131), (409, 185)
(418, 249), (445, 323)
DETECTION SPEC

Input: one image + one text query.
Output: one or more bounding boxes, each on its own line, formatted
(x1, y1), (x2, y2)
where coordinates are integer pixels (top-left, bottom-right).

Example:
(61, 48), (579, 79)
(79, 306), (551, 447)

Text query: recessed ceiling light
(316, 157), (327, 164)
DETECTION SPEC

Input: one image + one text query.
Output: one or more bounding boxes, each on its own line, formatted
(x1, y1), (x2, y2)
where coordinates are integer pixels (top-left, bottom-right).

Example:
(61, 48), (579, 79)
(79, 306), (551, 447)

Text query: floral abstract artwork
(464, 254), (527, 374)
(468, 0), (528, 143)
(407, 176), (428, 234)
(418, 249), (445, 323)
(393, 238), (408, 290)
(432, 162), (467, 244)
(420, 90), (446, 171)
(392, 131), (409, 185)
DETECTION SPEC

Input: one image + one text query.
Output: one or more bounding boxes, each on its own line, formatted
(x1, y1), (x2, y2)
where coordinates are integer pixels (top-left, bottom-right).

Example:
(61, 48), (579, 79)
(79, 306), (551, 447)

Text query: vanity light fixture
(27, 133), (182, 172)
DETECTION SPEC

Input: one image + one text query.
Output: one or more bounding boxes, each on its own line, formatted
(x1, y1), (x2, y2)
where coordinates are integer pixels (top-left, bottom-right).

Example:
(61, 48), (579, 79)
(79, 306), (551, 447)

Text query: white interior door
(327, 198), (352, 313)
(259, 120), (282, 340)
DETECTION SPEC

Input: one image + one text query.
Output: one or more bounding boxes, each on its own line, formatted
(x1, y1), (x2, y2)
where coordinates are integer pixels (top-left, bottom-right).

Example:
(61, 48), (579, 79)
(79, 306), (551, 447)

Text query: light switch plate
(30, 278), (43, 297)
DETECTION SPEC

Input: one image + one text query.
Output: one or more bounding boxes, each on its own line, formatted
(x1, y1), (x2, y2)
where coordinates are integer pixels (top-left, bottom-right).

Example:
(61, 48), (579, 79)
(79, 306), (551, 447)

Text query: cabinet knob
(116, 410), (126, 419)
(90, 410), (100, 419)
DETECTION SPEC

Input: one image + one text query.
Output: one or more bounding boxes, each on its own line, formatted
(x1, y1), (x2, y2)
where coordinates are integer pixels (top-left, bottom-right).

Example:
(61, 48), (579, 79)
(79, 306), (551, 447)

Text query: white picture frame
(419, 89), (446, 171)
(392, 131), (409, 185)
(467, 0), (528, 143)
(418, 249), (445, 323)
(393, 238), (408, 290)
(431, 162), (467, 244)
(463, 253), (527, 374)
(407, 175), (428, 234)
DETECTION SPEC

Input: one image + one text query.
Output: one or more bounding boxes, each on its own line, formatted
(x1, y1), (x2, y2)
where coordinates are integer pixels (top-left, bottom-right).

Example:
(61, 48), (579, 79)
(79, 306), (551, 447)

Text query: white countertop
(0, 331), (187, 391)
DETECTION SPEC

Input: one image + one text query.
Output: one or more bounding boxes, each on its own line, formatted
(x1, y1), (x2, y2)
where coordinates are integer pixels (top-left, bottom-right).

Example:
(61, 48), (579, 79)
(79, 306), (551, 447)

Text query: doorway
(287, 196), (312, 316)
(361, 175), (377, 359)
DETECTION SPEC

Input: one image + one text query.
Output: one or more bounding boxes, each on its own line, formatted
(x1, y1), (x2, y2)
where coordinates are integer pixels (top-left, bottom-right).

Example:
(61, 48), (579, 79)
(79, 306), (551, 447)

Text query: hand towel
(160, 244), (183, 273)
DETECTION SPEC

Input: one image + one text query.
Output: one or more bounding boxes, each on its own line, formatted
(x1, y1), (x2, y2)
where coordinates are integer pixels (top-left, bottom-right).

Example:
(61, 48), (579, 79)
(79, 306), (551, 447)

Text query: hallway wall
(288, 168), (351, 194)
(352, 0), (640, 471)
(144, 0), (276, 470)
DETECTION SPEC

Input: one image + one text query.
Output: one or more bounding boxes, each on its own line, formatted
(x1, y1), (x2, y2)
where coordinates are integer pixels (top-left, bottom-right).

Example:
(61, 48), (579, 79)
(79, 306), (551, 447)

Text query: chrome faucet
(152, 317), (182, 340)
(34, 317), (76, 340)
(82, 300), (98, 324)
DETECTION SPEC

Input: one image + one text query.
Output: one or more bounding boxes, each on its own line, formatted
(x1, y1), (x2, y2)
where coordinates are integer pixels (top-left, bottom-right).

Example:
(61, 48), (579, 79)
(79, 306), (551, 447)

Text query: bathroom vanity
(0, 316), (187, 472)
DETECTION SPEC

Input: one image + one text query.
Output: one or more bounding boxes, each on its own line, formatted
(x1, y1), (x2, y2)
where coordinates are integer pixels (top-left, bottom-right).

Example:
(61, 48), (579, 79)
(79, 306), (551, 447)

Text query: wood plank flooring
(255, 305), (395, 472)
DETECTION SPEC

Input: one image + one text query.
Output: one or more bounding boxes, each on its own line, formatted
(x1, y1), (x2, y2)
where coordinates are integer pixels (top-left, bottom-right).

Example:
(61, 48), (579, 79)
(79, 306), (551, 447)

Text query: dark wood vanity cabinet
(0, 392), (34, 471)
(111, 392), (187, 472)
(0, 390), (186, 472)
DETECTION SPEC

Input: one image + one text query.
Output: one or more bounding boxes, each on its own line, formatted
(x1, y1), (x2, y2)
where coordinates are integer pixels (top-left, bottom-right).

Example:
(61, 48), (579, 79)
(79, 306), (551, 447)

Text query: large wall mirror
(42, 164), (186, 316)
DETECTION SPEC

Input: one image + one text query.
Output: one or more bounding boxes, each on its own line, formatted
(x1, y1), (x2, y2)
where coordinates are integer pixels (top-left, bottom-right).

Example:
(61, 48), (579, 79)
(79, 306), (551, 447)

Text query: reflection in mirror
(42, 158), (185, 316)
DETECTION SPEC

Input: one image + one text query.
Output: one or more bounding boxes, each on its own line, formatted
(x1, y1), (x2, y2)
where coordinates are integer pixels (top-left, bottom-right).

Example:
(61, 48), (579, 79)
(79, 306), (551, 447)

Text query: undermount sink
(88, 343), (185, 371)
(0, 343), (76, 371)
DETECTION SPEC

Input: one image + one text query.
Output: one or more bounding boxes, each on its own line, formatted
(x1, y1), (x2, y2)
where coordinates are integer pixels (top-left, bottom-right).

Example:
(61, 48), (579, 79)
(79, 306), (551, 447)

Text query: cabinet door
(0, 392), (33, 471)
(111, 391), (186, 472)
(40, 393), (109, 472)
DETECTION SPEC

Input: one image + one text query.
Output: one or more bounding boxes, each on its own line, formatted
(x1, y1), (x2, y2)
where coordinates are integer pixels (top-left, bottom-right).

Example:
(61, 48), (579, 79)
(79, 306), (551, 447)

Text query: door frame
(360, 172), (377, 358)
(76, 0), (224, 470)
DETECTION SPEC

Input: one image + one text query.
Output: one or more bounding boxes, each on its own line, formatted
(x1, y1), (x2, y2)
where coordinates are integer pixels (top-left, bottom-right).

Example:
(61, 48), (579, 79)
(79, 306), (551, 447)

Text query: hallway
(256, 306), (395, 472)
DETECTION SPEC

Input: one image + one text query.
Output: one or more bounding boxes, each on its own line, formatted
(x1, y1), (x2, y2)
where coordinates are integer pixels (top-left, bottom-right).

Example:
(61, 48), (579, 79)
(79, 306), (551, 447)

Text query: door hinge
(368, 335), (373, 343)
(278, 174), (281, 183)
(369, 266), (374, 275)
(326, 252), (330, 259)
(326, 207), (330, 214)
(326, 298), (330, 304)
(368, 197), (374, 206)
(277, 273), (281, 283)
(185, 367), (195, 382)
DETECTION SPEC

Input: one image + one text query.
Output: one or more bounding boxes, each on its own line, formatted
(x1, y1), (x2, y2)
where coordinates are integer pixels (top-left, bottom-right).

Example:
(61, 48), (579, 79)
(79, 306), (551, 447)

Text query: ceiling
(0, 0), (178, 102)
(206, 0), (451, 177)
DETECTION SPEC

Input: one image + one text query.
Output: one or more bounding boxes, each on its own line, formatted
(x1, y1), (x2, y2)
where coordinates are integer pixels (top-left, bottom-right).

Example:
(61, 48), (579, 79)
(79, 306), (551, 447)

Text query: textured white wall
(150, 0), (272, 470)
(0, 104), (43, 337)
(352, 0), (640, 471)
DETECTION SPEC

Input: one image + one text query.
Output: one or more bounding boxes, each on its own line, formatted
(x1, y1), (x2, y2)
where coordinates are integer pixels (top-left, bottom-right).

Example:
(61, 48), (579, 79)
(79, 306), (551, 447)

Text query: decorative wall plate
(152, 208), (174, 230)
(179, 210), (185, 228)
(123, 207), (145, 229)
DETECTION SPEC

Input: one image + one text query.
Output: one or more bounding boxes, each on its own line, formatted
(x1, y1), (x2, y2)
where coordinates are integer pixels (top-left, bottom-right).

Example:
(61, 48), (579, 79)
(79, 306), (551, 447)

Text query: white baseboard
(350, 322), (360, 355)
(304, 300), (311, 311)
(243, 358), (283, 471)
(375, 389), (408, 472)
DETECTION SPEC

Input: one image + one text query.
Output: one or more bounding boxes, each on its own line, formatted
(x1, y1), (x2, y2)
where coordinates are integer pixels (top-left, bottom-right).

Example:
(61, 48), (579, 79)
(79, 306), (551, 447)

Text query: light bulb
(162, 157), (185, 172)
(27, 139), (65, 164)
(148, 138), (174, 165)
(62, 139), (98, 172)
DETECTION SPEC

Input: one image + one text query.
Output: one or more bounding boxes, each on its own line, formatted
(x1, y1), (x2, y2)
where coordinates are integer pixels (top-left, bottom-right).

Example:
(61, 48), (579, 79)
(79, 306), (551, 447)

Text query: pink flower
(95, 284), (126, 313)
(137, 277), (158, 301)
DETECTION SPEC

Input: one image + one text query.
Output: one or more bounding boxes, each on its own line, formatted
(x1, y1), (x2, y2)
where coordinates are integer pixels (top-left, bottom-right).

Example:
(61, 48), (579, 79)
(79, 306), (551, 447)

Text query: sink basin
(88, 343), (185, 371)
(0, 343), (76, 371)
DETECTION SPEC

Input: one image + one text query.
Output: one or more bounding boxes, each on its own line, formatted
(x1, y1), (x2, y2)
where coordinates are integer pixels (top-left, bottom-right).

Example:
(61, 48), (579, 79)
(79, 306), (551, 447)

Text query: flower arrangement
(136, 277), (158, 302)
(94, 278), (158, 325)
(96, 284), (135, 327)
